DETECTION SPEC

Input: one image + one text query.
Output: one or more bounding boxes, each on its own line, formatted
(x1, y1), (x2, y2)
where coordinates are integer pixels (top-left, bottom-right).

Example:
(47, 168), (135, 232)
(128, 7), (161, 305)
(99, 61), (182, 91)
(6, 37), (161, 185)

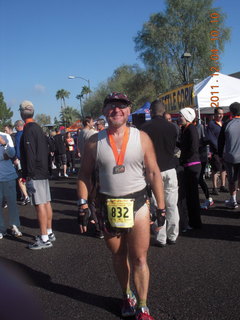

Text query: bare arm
(140, 131), (165, 210)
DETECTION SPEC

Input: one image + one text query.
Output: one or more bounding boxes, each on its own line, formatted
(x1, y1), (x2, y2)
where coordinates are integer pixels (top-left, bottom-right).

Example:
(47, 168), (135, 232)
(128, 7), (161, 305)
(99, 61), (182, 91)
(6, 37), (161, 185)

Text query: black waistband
(99, 187), (147, 201)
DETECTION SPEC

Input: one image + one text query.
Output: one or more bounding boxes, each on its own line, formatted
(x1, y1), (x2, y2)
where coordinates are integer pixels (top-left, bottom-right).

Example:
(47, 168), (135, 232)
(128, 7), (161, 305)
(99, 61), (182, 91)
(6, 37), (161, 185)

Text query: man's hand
(77, 207), (90, 233)
(151, 208), (166, 231)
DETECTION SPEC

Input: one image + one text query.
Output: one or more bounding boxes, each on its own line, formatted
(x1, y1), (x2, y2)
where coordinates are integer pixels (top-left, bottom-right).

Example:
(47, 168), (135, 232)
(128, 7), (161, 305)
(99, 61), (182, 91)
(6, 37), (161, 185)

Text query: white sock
(230, 195), (236, 203)
(41, 234), (49, 242)
(47, 228), (52, 235)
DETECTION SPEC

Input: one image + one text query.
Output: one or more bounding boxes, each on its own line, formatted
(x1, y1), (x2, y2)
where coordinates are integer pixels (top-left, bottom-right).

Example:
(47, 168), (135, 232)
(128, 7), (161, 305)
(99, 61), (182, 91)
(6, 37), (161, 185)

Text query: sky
(0, 0), (239, 123)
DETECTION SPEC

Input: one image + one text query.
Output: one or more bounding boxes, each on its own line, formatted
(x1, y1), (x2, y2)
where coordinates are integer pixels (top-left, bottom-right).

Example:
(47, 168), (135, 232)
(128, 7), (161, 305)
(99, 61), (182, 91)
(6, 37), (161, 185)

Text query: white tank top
(96, 127), (146, 196)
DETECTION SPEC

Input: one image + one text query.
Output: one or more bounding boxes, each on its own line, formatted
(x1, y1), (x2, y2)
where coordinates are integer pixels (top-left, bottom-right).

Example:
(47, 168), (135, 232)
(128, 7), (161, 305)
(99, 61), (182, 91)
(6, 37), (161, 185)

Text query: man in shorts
(77, 92), (165, 320)
(207, 107), (228, 195)
(54, 127), (68, 177)
(20, 100), (55, 250)
(218, 102), (240, 209)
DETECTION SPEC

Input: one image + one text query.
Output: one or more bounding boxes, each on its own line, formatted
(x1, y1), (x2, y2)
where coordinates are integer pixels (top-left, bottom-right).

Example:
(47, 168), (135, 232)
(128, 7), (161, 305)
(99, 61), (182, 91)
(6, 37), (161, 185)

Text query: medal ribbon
(108, 127), (129, 166)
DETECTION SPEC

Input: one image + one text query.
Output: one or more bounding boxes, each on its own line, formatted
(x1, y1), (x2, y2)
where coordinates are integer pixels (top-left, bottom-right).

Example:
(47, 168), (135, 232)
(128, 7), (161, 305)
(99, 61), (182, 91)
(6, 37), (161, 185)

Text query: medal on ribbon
(108, 128), (129, 174)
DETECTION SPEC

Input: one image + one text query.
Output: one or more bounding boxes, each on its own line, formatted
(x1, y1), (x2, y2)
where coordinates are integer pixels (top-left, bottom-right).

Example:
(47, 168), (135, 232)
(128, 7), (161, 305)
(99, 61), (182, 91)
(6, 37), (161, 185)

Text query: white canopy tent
(194, 73), (240, 117)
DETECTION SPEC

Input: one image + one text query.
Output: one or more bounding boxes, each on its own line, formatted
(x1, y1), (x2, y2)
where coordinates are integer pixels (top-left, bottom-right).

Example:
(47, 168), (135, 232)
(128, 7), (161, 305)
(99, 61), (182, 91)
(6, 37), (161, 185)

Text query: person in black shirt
(179, 107), (202, 229)
(53, 128), (68, 177)
(142, 100), (179, 247)
(20, 100), (55, 249)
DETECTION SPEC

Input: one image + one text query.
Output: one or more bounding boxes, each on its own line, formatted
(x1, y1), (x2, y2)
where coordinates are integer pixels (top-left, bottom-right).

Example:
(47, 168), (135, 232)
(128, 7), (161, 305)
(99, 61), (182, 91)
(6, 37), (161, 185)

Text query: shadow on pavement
(181, 223), (240, 241)
(0, 257), (121, 318)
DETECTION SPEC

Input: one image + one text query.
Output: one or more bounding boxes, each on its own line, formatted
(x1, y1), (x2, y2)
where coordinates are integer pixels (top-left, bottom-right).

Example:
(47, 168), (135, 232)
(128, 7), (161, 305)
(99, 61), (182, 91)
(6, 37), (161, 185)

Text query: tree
(35, 114), (51, 127)
(0, 92), (13, 129)
(134, 0), (230, 92)
(59, 106), (81, 128)
(76, 93), (84, 118)
(81, 85), (91, 99)
(82, 64), (157, 117)
(56, 89), (70, 109)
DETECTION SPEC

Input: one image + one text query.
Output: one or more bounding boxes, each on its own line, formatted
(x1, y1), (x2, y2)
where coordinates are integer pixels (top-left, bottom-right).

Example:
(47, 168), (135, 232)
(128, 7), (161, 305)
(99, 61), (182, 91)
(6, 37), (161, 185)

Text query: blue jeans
(0, 179), (20, 233)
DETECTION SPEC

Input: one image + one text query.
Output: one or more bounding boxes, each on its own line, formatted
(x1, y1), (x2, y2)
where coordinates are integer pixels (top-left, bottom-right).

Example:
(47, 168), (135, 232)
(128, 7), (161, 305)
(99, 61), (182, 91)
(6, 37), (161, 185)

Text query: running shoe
(11, 225), (22, 237)
(28, 238), (53, 250)
(35, 233), (56, 242)
(225, 200), (238, 209)
(200, 197), (214, 209)
(2, 201), (7, 208)
(0, 232), (7, 240)
(21, 196), (30, 206)
(135, 307), (155, 320)
(182, 225), (193, 233)
(211, 188), (219, 195)
(219, 186), (228, 193)
(121, 293), (137, 317)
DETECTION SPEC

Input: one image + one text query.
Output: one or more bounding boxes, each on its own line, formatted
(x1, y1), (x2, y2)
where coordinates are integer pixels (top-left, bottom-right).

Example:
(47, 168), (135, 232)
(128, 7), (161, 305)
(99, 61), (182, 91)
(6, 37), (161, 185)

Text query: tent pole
(197, 104), (201, 123)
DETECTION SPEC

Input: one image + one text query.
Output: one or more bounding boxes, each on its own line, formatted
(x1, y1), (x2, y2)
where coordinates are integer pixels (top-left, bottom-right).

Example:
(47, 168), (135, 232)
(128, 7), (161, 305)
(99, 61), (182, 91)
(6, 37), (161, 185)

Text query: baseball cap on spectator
(19, 100), (34, 112)
(103, 92), (132, 108)
(179, 107), (196, 122)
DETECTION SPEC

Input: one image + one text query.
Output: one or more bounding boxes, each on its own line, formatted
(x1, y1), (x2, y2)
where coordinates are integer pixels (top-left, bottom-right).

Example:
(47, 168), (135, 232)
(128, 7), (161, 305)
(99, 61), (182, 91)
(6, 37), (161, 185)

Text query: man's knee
(130, 253), (148, 268)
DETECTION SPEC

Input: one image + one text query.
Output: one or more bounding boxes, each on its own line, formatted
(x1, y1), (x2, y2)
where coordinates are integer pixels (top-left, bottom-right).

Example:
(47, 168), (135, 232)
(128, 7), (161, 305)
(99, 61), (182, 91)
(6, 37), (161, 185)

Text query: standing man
(54, 127), (68, 178)
(14, 120), (30, 205)
(218, 102), (240, 209)
(0, 131), (22, 239)
(142, 100), (179, 247)
(20, 100), (55, 250)
(77, 116), (96, 159)
(207, 107), (228, 195)
(77, 92), (165, 320)
(96, 118), (106, 131)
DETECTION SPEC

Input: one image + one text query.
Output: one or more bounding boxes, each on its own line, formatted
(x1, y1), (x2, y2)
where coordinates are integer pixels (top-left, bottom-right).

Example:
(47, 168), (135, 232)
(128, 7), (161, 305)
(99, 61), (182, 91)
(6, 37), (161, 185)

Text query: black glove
(77, 207), (90, 226)
(156, 208), (166, 227)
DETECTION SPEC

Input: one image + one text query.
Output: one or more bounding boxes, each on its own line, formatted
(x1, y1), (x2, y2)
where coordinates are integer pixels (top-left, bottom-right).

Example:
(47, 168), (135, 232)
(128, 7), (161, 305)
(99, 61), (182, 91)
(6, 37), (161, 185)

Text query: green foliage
(56, 89), (70, 108)
(35, 113), (51, 127)
(134, 0), (230, 92)
(83, 64), (157, 117)
(0, 92), (13, 130)
(59, 106), (81, 127)
(81, 85), (91, 96)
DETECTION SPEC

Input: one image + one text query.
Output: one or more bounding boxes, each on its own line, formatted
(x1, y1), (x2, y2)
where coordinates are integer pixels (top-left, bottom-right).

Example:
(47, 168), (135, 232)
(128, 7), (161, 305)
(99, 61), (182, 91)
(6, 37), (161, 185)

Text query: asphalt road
(1, 174), (240, 320)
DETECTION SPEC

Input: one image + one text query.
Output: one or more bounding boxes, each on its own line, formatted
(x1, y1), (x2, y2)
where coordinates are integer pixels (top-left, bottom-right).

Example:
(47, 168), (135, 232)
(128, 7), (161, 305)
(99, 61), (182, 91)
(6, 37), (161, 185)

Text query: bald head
(150, 100), (166, 117)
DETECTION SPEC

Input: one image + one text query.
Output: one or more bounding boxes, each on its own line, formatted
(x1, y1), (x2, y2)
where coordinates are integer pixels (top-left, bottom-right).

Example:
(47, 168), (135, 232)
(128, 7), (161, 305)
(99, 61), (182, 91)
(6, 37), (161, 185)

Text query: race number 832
(106, 198), (134, 228)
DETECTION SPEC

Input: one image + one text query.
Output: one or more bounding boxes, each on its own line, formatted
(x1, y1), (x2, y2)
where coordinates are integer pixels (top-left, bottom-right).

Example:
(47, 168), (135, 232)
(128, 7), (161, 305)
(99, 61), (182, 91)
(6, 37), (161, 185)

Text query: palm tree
(81, 85), (91, 99)
(76, 93), (84, 118)
(56, 89), (70, 109)
(59, 107), (81, 127)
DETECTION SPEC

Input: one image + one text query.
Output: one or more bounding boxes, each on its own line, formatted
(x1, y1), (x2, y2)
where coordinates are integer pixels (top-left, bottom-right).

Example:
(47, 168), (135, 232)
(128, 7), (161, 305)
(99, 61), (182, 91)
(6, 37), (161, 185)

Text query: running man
(77, 92), (165, 320)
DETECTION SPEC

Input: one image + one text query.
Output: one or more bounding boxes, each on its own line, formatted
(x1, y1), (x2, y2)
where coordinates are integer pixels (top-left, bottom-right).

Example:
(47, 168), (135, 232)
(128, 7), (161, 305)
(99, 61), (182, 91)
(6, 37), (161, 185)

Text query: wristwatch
(77, 199), (88, 206)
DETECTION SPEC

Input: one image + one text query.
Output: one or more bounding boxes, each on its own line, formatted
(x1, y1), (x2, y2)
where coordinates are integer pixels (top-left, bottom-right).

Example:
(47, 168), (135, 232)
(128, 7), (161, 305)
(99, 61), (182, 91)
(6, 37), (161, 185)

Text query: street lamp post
(68, 75), (91, 118)
(68, 75), (91, 92)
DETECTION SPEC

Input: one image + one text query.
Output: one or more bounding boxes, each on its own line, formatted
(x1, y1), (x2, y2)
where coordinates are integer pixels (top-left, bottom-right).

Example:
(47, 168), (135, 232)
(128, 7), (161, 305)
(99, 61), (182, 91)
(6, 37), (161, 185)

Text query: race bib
(106, 198), (134, 228)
